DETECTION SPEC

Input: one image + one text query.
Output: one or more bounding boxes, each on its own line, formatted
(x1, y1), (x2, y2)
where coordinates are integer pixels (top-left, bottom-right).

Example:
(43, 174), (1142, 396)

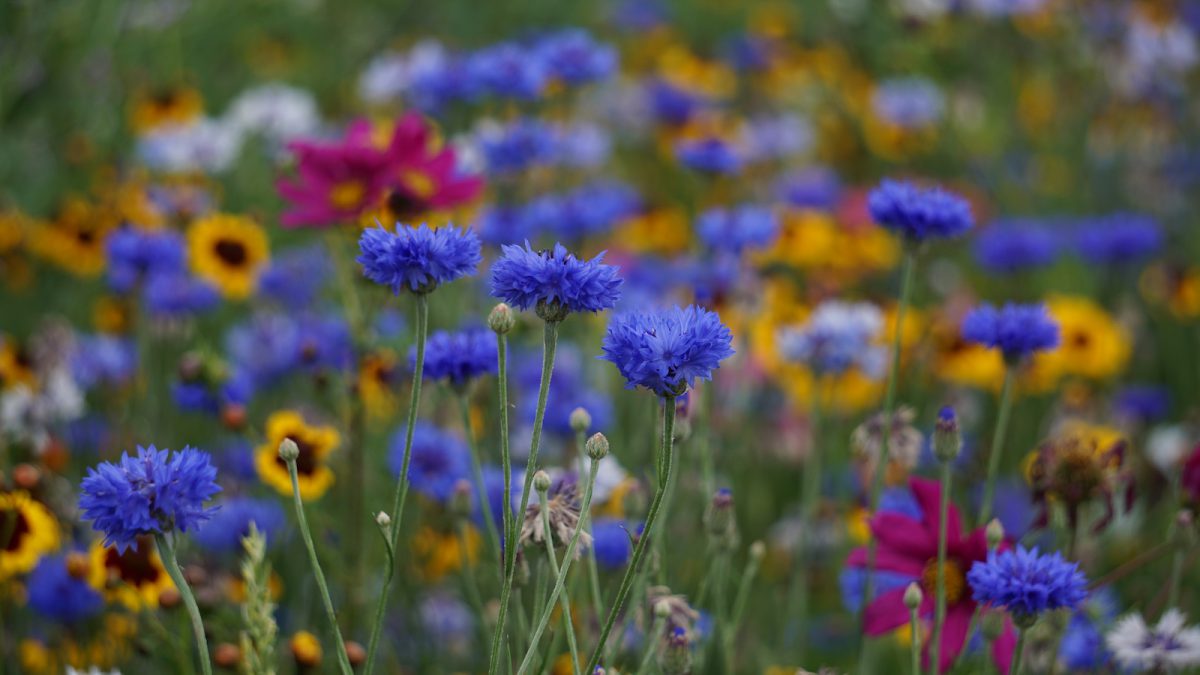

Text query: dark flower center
(0, 507), (30, 552)
(386, 188), (430, 221)
(105, 539), (162, 586)
(76, 229), (96, 245)
(1070, 331), (1091, 349)
(214, 239), (248, 267)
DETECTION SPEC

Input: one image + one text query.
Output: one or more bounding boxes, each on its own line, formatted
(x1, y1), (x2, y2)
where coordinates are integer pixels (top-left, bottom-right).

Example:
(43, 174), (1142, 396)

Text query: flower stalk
(979, 365), (1016, 526)
(154, 532), (213, 675)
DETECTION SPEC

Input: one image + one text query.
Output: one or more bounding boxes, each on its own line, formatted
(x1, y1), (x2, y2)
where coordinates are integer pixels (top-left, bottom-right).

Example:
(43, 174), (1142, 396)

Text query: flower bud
(488, 303), (515, 334)
(659, 627), (692, 675)
(345, 641), (367, 667)
(903, 582), (923, 610)
(1174, 509), (1196, 549)
(375, 511), (391, 528)
(533, 470), (552, 494)
(654, 598), (672, 619)
(450, 479), (474, 518)
(586, 433), (609, 460)
(933, 406), (962, 462)
(986, 518), (1005, 550)
(705, 488), (737, 548)
(278, 438), (300, 462)
(570, 407), (592, 433)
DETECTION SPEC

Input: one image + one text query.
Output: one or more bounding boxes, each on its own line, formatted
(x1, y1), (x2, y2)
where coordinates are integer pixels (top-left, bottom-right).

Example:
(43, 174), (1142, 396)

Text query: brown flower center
(214, 239), (248, 267)
(0, 507), (30, 552)
(921, 558), (966, 605)
(105, 539), (162, 586)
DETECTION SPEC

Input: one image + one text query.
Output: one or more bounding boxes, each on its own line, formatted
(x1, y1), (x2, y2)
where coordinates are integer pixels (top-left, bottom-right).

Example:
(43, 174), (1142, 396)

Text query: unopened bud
(278, 438), (300, 462)
(345, 641), (366, 667)
(533, 470), (552, 494)
(586, 433), (609, 460)
(981, 609), (1005, 641)
(570, 407), (592, 433)
(933, 406), (962, 462)
(214, 643), (241, 669)
(1174, 510), (1196, 549)
(986, 518), (1005, 550)
(903, 582), (923, 610)
(488, 303), (515, 334)
(654, 599), (672, 619)
(705, 488), (736, 545)
(660, 626), (692, 675)
(375, 511), (391, 528)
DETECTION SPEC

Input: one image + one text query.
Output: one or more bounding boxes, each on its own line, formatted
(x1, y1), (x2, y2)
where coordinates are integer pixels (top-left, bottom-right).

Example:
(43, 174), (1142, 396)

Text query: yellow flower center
(921, 558), (966, 605)
(329, 181), (366, 210)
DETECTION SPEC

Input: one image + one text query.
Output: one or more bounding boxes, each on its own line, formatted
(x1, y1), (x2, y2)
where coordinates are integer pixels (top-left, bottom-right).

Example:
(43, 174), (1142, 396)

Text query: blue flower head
(967, 546), (1088, 620)
(259, 245), (331, 310)
(71, 334), (137, 389)
(696, 205), (779, 253)
(1076, 213), (1163, 264)
(776, 167), (841, 211)
(388, 422), (471, 503)
(357, 223), (481, 295)
(867, 179), (973, 242)
(417, 327), (498, 388)
(105, 226), (185, 293)
(961, 303), (1060, 362)
(648, 80), (702, 126)
(973, 220), (1061, 275)
(589, 518), (634, 569)
(143, 273), (220, 319)
(676, 137), (742, 174)
(79, 445), (222, 552)
(480, 118), (559, 174)
(601, 305), (735, 396)
(26, 554), (104, 623)
(536, 30), (617, 86)
(193, 497), (286, 554)
(470, 43), (548, 100)
(490, 242), (622, 321)
(1114, 385), (1171, 423)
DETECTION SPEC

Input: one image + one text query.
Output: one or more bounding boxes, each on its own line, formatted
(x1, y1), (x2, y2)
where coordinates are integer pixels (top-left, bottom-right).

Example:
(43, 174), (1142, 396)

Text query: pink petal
(864, 588), (913, 636)
(846, 546), (926, 576)
(910, 476), (964, 543)
(871, 512), (937, 560)
(990, 618), (1017, 675)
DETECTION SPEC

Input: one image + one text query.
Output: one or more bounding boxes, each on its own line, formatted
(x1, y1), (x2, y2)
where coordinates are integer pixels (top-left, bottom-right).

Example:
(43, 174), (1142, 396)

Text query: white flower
(223, 83), (320, 143)
(779, 301), (886, 378)
(66, 668), (121, 675)
(358, 40), (450, 105)
(1146, 425), (1195, 474)
(1107, 609), (1200, 672)
(137, 119), (242, 173)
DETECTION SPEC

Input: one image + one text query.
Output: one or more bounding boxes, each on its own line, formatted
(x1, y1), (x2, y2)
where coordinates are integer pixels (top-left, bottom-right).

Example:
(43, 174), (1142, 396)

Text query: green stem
(931, 461), (952, 675)
(862, 250), (916, 630)
(586, 396), (677, 673)
(638, 616), (668, 674)
(154, 533), (212, 675)
(1010, 628), (1028, 675)
(729, 548), (762, 637)
(491, 321), (560, 674)
(978, 366), (1015, 526)
(459, 393), (501, 562)
(576, 430), (605, 620)
(910, 605), (921, 675)
(284, 459), (353, 675)
(1167, 548), (1185, 612)
(456, 521), (491, 648)
(793, 383), (824, 662)
(364, 293), (429, 675)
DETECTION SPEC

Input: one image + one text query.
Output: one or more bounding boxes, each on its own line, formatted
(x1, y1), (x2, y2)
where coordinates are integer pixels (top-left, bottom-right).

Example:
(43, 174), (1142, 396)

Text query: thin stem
(792, 382), (824, 662)
(491, 321), (560, 674)
(576, 430), (605, 620)
(154, 533), (212, 675)
(931, 461), (952, 675)
(978, 366), (1016, 526)
(364, 293), (429, 675)
(456, 521), (491, 648)
(862, 250), (916, 618)
(285, 459), (353, 675)
(909, 605), (921, 675)
(459, 393), (501, 562)
(729, 548), (763, 641)
(1010, 628), (1028, 675)
(638, 616), (668, 674)
(586, 396), (677, 673)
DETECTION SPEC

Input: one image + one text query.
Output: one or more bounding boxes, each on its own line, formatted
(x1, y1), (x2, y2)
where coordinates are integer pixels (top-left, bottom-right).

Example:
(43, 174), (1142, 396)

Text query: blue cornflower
(973, 220), (1062, 274)
(601, 305), (735, 397)
(648, 80), (702, 126)
(388, 422), (471, 504)
(968, 546), (1088, 621)
(193, 496), (286, 553)
(357, 223), (482, 295)
(143, 273), (220, 319)
(1114, 385), (1171, 423)
(417, 327), (498, 388)
(79, 445), (222, 552)
(294, 313), (354, 374)
(1076, 213), (1163, 264)
(589, 518), (634, 569)
(259, 245), (331, 309)
(226, 313), (302, 387)
(105, 226), (185, 293)
(478, 206), (533, 246)
(676, 137), (742, 174)
(867, 179), (973, 242)
(775, 167), (841, 210)
(490, 242), (622, 320)
(470, 43), (548, 100)
(778, 301), (885, 377)
(554, 181), (641, 240)
(961, 303), (1060, 362)
(536, 30), (617, 85)
(26, 554), (104, 623)
(71, 334), (136, 389)
(696, 205), (779, 252)
(479, 119), (559, 174)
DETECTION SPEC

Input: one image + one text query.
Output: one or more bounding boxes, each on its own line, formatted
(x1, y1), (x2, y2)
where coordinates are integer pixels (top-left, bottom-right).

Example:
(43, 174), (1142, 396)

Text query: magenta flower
(846, 477), (1016, 673)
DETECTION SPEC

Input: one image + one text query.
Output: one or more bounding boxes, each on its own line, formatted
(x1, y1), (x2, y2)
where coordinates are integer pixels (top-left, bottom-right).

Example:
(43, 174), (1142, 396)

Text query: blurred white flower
(358, 40), (450, 105)
(1107, 609), (1200, 672)
(1146, 425), (1195, 473)
(223, 83), (320, 144)
(137, 119), (241, 173)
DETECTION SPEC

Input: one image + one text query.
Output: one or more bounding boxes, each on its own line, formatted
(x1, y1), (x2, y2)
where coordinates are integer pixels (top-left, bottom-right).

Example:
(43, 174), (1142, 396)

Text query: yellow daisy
(0, 491), (60, 580)
(256, 410), (340, 501)
(87, 538), (174, 610)
(129, 86), (204, 133)
(27, 196), (114, 278)
(0, 337), (37, 391)
(1042, 295), (1132, 380)
(412, 524), (480, 582)
(187, 213), (270, 300)
(613, 208), (691, 257)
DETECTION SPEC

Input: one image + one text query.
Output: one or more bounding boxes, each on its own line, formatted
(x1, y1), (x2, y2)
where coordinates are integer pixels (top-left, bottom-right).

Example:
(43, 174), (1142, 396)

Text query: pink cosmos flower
(846, 476), (1016, 673)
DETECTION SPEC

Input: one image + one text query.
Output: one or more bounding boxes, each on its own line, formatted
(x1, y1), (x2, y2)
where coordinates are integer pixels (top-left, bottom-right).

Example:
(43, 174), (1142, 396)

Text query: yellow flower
(657, 46), (736, 99)
(256, 410), (340, 501)
(0, 491), (60, 580)
(359, 349), (401, 420)
(188, 213), (270, 300)
(290, 630), (323, 668)
(27, 196), (114, 278)
(87, 538), (174, 610)
(0, 337), (37, 391)
(594, 477), (639, 519)
(93, 296), (134, 334)
(613, 208), (691, 256)
(862, 114), (938, 162)
(931, 318), (1061, 394)
(1141, 262), (1200, 320)
(0, 210), (26, 254)
(130, 86), (204, 133)
(413, 525), (480, 582)
(1042, 295), (1132, 380)
(759, 209), (899, 285)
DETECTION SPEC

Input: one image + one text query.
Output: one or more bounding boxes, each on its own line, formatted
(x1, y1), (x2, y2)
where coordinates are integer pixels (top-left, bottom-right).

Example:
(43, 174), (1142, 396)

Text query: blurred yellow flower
(359, 348), (401, 420)
(188, 213), (270, 300)
(290, 630), (323, 668)
(657, 45), (736, 99)
(19, 614), (135, 673)
(0, 337), (37, 391)
(0, 491), (60, 580)
(760, 210), (899, 285)
(130, 86), (203, 133)
(27, 196), (114, 278)
(1141, 262), (1200, 320)
(87, 538), (174, 611)
(613, 208), (691, 257)
(256, 410), (341, 501)
(1042, 295), (1131, 380)
(413, 524), (480, 582)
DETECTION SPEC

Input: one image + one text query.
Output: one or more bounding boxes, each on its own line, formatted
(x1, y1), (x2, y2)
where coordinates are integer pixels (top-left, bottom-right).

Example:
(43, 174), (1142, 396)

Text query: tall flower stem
(364, 293), (429, 675)
(978, 366), (1015, 526)
(456, 521), (491, 647)
(490, 320), (560, 675)
(792, 383), (824, 662)
(930, 461), (952, 675)
(586, 396), (677, 673)
(862, 250), (917, 627)
(518, 457), (600, 675)
(638, 615), (668, 674)
(1010, 626), (1029, 675)
(154, 532), (213, 675)
(1167, 548), (1185, 612)
(576, 430), (605, 619)
(909, 601), (921, 675)
(458, 393), (501, 561)
(283, 457), (353, 675)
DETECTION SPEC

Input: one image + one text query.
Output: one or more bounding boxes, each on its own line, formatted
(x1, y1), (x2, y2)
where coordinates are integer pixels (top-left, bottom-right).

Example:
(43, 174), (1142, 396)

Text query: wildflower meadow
(4, 1), (1200, 673)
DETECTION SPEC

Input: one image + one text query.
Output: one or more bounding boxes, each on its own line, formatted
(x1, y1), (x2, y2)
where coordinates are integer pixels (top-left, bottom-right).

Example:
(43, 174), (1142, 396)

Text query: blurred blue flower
(26, 554), (104, 623)
(517, 344), (614, 435)
(259, 245), (331, 309)
(676, 137), (742, 174)
(868, 179), (973, 242)
(226, 313), (302, 387)
(478, 205), (533, 246)
(536, 30), (617, 85)
(193, 497), (286, 553)
(105, 226), (185, 293)
(776, 167), (842, 210)
(973, 220), (1062, 274)
(1076, 213), (1163, 264)
(417, 327), (497, 387)
(388, 422), (471, 503)
(479, 119), (559, 174)
(779, 301), (885, 377)
(1114, 385), (1171, 423)
(470, 43), (548, 100)
(143, 273), (220, 319)
(601, 305), (734, 396)
(648, 80), (702, 126)
(294, 314), (354, 374)
(357, 223), (481, 294)
(962, 303), (1060, 361)
(872, 77), (944, 128)
(696, 205), (779, 252)
(590, 518), (634, 569)
(71, 334), (136, 389)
